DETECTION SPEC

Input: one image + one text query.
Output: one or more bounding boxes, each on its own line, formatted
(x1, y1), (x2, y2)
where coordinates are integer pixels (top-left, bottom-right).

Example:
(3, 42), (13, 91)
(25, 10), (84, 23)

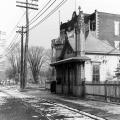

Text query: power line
(29, 0), (55, 26)
(28, 0), (116, 55)
(16, 26), (26, 90)
(6, 0), (34, 54)
(5, 35), (21, 57)
(5, 0), (68, 72)
(6, 13), (26, 41)
(16, 0), (38, 89)
(6, 0), (52, 54)
(8, 0), (39, 89)
(6, 40), (21, 57)
(5, 34), (20, 56)
(7, 34), (22, 53)
(5, 26), (23, 56)
(29, 0), (52, 24)
(30, 0), (68, 31)
(6, 41), (21, 56)
(5, 0), (68, 57)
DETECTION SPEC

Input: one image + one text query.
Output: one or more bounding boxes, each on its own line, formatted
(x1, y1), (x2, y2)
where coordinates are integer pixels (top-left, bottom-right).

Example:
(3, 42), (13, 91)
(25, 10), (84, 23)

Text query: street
(0, 86), (105, 120)
(0, 91), (47, 120)
(0, 0), (120, 120)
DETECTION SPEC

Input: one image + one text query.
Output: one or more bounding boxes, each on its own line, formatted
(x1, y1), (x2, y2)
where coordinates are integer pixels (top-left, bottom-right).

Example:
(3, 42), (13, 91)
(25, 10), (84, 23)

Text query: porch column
(55, 65), (62, 94)
(75, 62), (85, 97)
(76, 62), (85, 84)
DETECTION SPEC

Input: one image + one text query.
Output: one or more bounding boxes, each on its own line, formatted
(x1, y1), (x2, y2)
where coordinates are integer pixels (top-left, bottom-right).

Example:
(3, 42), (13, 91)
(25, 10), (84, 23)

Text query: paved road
(0, 87), (105, 120)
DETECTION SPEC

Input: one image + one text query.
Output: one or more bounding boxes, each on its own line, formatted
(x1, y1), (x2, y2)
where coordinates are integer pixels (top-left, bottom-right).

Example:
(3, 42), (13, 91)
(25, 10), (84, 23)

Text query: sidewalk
(0, 85), (120, 120)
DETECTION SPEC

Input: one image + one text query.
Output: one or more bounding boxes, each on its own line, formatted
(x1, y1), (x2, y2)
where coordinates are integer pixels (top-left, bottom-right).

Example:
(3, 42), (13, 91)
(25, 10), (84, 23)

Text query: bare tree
(6, 45), (21, 83)
(28, 46), (47, 83)
(42, 49), (54, 81)
(41, 49), (52, 71)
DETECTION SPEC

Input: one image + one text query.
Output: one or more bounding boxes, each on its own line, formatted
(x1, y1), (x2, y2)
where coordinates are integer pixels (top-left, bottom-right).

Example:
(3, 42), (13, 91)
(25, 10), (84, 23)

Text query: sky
(1, 0), (120, 51)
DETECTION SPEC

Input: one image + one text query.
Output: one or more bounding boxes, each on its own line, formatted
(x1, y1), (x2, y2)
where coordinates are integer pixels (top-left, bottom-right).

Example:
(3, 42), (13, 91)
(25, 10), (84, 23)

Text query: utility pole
(24, 0), (29, 89)
(16, 0), (38, 89)
(16, 26), (26, 90)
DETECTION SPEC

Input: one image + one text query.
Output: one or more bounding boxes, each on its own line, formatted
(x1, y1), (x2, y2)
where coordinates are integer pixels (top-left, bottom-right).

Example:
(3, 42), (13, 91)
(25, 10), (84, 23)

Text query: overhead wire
(8, 0), (68, 53)
(6, 0), (55, 55)
(1, 1), (34, 71)
(6, 0), (57, 56)
(29, 0), (68, 31)
(4, 34), (20, 57)
(29, 0), (56, 26)
(5, 0), (34, 55)
(29, 0), (52, 24)
(2, 0), (69, 72)
(5, 0), (68, 57)
(6, 12), (26, 41)
(5, 36), (21, 57)
(5, 12), (26, 53)
(6, 34), (19, 51)
(28, 0), (116, 55)
(6, 40), (21, 57)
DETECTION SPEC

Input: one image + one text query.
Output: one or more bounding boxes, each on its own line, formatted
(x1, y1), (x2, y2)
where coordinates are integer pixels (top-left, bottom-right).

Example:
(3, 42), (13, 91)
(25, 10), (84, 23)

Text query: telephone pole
(16, 0), (38, 89)
(16, 26), (26, 90)
(24, 0), (29, 88)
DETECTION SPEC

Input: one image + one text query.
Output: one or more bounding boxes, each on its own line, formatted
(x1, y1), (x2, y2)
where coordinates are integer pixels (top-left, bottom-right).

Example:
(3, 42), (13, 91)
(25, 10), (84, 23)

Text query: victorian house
(51, 7), (120, 96)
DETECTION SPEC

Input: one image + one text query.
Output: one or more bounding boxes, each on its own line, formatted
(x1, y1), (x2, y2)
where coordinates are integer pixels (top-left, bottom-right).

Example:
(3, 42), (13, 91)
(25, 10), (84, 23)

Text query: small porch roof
(50, 56), (90, 66)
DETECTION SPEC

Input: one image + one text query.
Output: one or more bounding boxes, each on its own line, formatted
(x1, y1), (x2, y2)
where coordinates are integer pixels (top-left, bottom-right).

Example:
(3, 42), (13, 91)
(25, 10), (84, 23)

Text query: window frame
(114, 21), (120, 36)
(92, 62), (100, 83)
(114, 40), (120, 50)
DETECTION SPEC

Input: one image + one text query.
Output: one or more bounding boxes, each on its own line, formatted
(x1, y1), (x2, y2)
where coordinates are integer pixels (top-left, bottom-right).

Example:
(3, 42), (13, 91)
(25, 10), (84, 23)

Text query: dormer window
(114, 21), (120, 36)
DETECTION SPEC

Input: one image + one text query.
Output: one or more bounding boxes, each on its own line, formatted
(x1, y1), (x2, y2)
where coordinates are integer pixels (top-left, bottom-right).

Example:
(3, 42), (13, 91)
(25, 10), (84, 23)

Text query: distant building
(51, 7), (120, 96)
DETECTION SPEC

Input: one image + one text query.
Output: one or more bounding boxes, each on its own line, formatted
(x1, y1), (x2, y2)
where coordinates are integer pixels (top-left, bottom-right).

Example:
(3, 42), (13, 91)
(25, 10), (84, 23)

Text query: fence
(85, 81), (120, 102)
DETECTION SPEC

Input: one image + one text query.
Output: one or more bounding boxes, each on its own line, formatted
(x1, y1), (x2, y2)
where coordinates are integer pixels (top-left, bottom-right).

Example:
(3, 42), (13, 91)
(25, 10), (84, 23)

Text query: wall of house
(98, 12), (120, 46)
(85, 54), (120, 82)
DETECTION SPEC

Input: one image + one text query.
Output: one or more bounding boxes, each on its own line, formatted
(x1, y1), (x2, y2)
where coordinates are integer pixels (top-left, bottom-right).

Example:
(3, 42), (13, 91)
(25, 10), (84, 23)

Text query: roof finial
(78, 6), (81, 13)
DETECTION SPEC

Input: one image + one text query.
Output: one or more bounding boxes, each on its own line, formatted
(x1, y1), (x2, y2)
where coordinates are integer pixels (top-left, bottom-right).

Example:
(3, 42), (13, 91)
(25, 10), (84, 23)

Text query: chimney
(75, 6), (85, 56)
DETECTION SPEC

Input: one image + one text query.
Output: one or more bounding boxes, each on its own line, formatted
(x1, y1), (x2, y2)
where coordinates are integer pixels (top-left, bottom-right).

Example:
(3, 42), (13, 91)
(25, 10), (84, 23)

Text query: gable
(60, 39), (74, 59)
(85, 31), (120, 55)
(58, 30), (120, 62)
(65, 30), (120, 55)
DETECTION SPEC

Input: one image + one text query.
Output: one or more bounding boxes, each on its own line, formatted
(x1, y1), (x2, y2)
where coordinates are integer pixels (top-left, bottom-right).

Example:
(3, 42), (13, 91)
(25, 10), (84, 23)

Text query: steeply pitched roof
(67, 31), (120, 55)
(85, 32), (120, 55)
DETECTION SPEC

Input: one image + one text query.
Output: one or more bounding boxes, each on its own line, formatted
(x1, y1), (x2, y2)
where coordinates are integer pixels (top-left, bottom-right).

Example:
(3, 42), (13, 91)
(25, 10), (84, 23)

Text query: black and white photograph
(0, 0), (120, 120)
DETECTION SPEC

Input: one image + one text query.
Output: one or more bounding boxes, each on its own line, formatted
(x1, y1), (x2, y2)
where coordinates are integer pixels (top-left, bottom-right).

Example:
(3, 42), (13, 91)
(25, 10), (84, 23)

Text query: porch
(51, 56), (90, 97)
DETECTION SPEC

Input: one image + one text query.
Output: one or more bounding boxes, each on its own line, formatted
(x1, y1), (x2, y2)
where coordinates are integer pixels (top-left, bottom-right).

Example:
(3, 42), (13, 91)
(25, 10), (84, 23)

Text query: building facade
(51, 8), (120, 96)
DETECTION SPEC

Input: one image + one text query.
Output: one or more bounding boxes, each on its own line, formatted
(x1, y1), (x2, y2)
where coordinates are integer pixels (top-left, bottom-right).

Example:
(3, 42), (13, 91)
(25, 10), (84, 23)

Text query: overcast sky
(1, 0), (120, 51)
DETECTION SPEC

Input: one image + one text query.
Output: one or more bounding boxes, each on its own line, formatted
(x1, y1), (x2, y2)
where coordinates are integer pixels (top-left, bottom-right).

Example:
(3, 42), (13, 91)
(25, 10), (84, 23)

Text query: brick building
(51, 7), (120, 96)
